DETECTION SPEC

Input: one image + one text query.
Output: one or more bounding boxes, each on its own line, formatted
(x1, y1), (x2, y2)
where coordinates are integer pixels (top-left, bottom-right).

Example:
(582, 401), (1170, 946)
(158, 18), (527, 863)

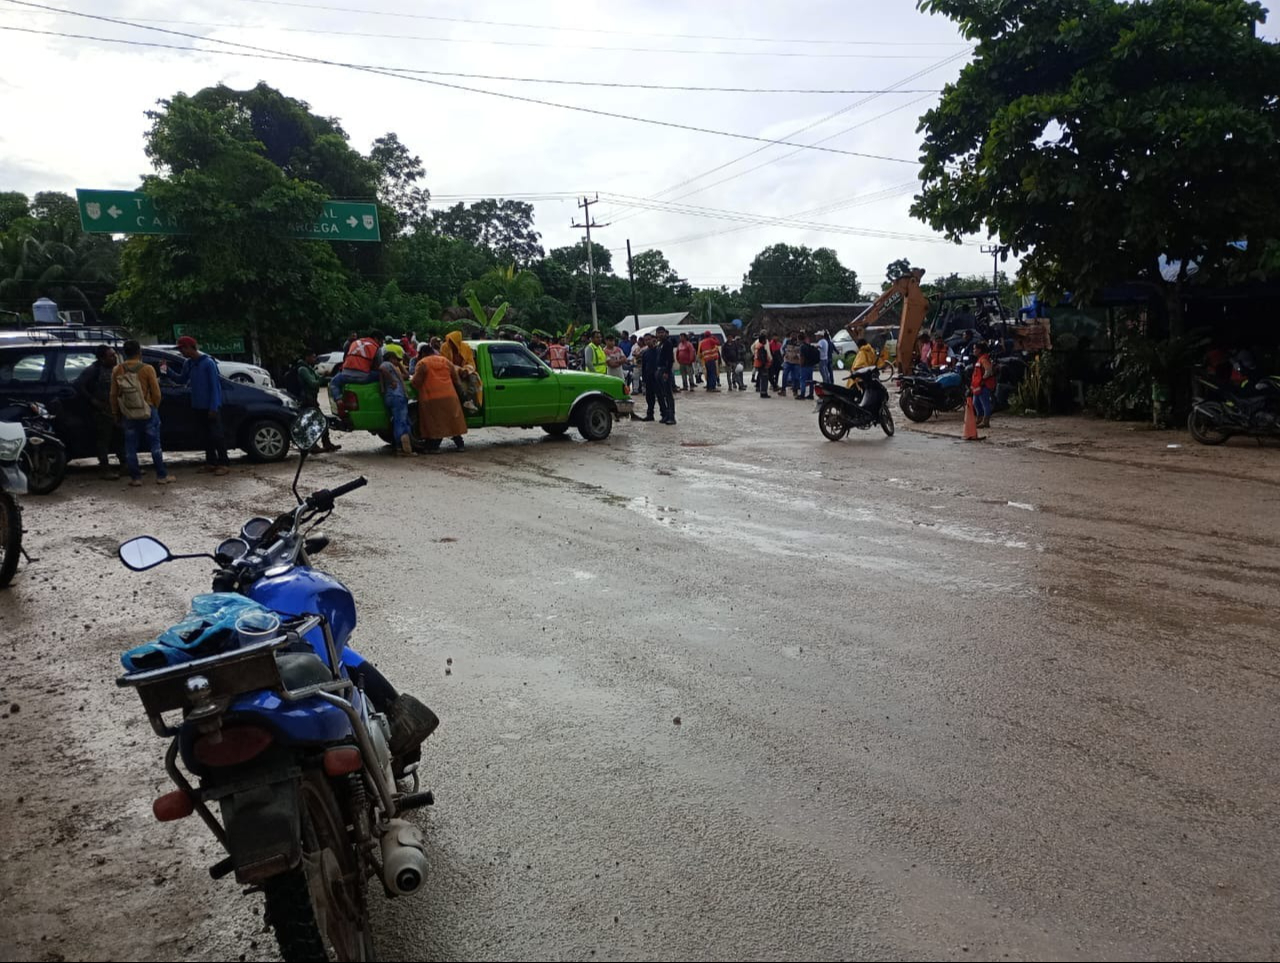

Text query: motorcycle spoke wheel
(264, 774), (374, 962)
(818, 400), (850, 441)
(881, 405), (896, 437)
(1187, 409), (1229, 446)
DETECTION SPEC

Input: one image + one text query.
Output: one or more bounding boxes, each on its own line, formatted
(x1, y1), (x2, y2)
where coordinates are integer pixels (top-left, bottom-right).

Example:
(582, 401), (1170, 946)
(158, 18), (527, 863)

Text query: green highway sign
(76, 190), (381, 242)
(290, 201), (381, 242)
(172, 325), (245, 356)
(77, 190), (183, 235)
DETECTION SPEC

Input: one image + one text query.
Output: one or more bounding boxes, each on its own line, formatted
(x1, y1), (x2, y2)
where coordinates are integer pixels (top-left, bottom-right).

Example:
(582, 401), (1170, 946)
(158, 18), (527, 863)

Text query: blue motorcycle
(116, 409), (434, 962)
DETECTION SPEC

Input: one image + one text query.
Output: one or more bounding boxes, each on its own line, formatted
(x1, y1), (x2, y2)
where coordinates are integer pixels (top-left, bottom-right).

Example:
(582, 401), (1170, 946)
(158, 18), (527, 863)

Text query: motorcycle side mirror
(289, 409), (327, 503)
(118, 536), (173, 571)
(836, 359), (846, 370)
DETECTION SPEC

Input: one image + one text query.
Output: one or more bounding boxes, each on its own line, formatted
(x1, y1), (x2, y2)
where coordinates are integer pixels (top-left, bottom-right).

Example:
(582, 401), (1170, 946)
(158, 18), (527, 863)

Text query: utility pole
(572, 195), (609, 331)
(626, 239), (640, 332)
(980, 243), (1004, 292)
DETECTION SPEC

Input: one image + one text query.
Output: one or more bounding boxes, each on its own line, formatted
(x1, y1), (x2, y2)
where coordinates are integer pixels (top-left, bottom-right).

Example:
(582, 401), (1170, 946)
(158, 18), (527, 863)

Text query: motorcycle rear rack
(120, 613), (402, 829)
(117, 614), (349, 737)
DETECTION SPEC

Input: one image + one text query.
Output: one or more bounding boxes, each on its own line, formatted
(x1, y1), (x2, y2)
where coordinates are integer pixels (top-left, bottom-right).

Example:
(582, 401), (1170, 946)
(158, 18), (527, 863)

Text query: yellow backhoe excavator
(845, 268), (929, 373)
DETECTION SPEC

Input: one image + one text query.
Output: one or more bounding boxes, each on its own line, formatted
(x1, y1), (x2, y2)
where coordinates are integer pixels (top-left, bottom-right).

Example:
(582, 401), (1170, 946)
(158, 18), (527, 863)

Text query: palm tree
(465, 263), (543, 307)
(0, 220), (117, 319)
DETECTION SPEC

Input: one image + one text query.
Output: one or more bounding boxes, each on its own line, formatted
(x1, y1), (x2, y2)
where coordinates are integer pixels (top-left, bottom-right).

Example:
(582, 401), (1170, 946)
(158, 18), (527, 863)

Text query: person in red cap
(698, 330), (721, 391)
(174, 335), (231, 475)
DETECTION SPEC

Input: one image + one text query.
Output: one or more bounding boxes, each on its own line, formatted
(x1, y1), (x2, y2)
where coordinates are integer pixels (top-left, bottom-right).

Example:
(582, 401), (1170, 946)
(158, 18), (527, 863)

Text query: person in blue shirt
(174, 336), (231, 474)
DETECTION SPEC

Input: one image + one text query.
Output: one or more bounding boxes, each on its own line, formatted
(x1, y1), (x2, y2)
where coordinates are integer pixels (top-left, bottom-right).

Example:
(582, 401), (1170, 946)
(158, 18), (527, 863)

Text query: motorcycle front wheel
(19, 443), (67, 496)
(818, 399), (850, 441)
(880, 404), (896, 437)
(263, 773), (375, 962)
(1187, 408), (1229, 446)
(0, 491), (19, 588)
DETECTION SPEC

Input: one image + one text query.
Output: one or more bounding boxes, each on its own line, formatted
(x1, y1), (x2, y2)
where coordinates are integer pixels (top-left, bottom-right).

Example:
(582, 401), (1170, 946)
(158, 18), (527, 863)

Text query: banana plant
(465, 291), (531, 339)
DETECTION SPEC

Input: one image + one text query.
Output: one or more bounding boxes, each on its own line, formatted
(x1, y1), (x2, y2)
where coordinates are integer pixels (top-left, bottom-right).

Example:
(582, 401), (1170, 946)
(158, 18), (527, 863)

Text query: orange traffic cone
(963, 394), (981, 441)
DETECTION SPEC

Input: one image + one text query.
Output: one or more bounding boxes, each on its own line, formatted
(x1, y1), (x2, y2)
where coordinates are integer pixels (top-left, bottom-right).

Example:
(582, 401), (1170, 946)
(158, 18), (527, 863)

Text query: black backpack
(283, 361), (307, 399)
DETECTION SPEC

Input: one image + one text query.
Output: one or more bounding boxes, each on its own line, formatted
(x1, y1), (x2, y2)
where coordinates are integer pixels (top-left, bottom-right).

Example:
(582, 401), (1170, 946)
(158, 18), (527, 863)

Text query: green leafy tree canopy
(913, 0), (1280, 324)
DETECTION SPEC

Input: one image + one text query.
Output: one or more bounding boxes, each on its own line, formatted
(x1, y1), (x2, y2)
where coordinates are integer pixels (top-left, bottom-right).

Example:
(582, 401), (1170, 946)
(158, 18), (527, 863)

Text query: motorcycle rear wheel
(19, 443), (67, 496)
(1187, 408), (1229, 446)
(263, 773), (375, 962)
(898, 390), (934, 423)
(818, 399), (850, 441)
(0, 491), (19, 588)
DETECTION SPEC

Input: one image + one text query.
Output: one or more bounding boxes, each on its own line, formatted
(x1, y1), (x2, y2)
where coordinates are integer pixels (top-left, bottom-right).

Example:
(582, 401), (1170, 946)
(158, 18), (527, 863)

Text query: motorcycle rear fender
(217, 775), (302, 884)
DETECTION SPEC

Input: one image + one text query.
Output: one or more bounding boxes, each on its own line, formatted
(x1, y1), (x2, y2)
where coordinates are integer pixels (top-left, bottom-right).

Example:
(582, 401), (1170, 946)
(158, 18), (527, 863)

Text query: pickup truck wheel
(541, 424), (570, 436)
(245, 419), (290, 462)
(576, 399), (613, 441)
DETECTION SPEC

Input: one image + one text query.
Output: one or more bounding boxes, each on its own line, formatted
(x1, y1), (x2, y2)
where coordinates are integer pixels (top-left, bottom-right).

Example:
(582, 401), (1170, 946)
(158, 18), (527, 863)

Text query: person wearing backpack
(110, 339), (172, 486)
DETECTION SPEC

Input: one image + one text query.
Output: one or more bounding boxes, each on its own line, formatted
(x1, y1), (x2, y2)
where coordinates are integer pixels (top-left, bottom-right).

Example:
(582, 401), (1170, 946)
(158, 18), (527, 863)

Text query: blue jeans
(819, 360), (833, 384)
(124, 409), (167, 480)
(704, 359), (718, 389)
(799, 365), (814, 397)
(385, 387), (411, 440)
(330, 369), (376, 401)
(973, 387), (993, 420)
(781, 361), (796, 393)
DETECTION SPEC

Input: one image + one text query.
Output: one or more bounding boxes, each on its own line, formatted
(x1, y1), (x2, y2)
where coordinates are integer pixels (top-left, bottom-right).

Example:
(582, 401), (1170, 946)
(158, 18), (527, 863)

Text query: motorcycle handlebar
(306, 476), (367, 511)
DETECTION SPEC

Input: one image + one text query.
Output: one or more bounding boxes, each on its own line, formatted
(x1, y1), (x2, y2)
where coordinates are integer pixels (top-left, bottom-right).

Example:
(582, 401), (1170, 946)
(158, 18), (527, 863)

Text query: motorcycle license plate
(0, 464), (28, 495)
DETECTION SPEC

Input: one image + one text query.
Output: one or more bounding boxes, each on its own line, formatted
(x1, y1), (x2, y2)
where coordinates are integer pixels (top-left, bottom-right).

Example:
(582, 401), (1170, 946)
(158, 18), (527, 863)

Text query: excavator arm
(846, 268), (929, 372)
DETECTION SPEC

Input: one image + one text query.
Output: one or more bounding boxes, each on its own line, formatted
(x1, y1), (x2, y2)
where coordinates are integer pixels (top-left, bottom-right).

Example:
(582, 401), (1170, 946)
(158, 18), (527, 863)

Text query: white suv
(153, 346), (274, 387)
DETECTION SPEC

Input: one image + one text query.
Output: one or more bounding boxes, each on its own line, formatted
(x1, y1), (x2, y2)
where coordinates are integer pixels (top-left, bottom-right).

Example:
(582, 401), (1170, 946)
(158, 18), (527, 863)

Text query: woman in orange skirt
(411, 344), (468, 451)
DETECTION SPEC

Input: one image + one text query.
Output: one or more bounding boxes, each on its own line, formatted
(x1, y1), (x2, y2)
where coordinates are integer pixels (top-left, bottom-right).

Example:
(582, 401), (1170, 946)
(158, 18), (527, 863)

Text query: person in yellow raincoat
(442, 331), (482, 411)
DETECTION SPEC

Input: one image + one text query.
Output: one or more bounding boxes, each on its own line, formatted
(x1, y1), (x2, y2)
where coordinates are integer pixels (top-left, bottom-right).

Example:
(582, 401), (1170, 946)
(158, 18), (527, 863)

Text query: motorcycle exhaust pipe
(380, 818), (428, 896)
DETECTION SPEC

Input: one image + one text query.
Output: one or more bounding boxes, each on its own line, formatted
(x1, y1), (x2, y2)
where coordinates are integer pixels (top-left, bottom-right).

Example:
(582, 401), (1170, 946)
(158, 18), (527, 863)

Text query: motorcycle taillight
(342, 390), (360, 411)
(194, 725), (274, 767)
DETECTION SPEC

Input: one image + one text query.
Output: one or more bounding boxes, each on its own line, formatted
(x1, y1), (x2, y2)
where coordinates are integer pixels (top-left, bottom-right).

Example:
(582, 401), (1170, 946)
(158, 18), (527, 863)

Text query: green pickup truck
(335, 340), (634, 444)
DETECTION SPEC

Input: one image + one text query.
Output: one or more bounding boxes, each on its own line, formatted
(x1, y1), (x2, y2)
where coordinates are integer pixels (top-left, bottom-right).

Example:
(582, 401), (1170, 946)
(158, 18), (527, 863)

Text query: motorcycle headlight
(0, 436), (24, 460)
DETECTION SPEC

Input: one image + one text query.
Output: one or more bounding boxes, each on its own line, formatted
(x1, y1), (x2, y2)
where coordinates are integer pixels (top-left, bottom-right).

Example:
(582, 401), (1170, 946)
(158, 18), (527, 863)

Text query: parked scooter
(115, 410), (433, 961)
(1189, 371), (1280, 445)
(0, 420), (28, 588)
(0, 399), (67, 495)
(814, 364), (895, 440)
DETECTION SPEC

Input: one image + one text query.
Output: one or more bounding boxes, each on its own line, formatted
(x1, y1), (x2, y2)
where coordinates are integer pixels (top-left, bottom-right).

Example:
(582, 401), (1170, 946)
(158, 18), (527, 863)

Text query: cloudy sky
(1, 0), (1241, 292)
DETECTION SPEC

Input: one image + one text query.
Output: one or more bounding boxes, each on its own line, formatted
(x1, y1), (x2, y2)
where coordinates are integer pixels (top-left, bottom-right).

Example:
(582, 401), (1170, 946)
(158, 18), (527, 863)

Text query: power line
(607, 50), (965, 228)
(0, 25), (943, 94)
(87, 15), (947, 59)
(222, 0), (971, 47)
(3, 3), (921, 164)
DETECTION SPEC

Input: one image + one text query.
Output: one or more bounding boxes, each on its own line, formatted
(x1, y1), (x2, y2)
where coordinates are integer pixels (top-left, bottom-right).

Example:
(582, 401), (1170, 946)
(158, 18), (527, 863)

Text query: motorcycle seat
(276, 651), (335, 691)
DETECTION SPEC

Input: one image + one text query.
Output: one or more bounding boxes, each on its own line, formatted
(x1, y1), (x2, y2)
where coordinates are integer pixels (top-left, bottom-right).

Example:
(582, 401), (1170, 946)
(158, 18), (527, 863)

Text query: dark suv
(0, 338), (298, 462)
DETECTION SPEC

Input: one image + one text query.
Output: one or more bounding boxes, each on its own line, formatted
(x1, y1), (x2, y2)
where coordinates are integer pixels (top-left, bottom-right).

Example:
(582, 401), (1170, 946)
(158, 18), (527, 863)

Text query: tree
(629, 248), (691, 312)
(394, 231), (494, 307)
(30, 192), (81, 234)
(369, 132), (430, 232)
(548, 241), (612, 276)
(741, 243), (859, 308)
(913, 0), (1280, 329)
(886, 257), (913, 285)
(0, 192), (29, 233)
(0, 205), (119, 319)
(108, 86), (359, 359)
(465, 263), (543, 309)
(432, 199), (544, 264)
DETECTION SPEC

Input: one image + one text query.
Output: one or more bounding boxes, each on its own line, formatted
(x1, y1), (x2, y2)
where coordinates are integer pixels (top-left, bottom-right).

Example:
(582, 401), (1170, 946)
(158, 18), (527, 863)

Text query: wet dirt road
(2, 391), (1278, 962)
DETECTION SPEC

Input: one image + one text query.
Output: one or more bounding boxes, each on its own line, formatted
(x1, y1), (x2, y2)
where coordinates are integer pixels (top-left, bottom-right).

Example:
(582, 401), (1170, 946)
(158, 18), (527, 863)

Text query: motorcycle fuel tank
(247, 565), (357, 656)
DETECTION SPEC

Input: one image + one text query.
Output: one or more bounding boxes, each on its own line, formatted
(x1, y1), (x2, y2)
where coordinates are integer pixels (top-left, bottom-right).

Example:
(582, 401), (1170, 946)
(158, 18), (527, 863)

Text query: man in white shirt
(816, 330), (833, 384)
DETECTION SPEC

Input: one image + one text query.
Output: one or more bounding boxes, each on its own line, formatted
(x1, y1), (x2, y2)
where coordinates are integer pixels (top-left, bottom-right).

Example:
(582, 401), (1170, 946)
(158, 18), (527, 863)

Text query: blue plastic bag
(121, 593), (273, 672)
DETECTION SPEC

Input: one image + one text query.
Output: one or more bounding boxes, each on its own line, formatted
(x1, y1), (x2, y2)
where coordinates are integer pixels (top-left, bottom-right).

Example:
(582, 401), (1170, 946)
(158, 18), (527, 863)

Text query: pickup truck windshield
(488, 344), (547, 379)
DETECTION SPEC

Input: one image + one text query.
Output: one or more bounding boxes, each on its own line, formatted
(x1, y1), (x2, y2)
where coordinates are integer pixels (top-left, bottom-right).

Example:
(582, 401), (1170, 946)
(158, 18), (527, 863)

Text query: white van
(634, 323), (729, 344)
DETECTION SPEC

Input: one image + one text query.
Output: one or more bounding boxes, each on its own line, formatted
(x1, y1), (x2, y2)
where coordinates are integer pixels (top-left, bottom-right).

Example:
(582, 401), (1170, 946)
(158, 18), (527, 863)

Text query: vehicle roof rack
(23, 325), (128, 344)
